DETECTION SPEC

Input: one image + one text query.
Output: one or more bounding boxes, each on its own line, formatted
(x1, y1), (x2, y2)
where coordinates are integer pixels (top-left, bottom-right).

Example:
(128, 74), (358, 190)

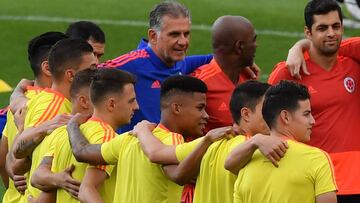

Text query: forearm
(171, 137), (212, 185)
(291, 39), (311, 53)
(6, 152), (30, 177)
(67, 122), (106, 165)
(78, 184), (104, 203)
(13, 127), (47, 159)
(31, 165), (59, 192)
(224, 139), (257, 174)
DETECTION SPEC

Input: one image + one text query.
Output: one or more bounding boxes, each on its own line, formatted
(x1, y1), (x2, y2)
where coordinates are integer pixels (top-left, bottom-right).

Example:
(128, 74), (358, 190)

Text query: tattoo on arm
(14, 139), (36, 159)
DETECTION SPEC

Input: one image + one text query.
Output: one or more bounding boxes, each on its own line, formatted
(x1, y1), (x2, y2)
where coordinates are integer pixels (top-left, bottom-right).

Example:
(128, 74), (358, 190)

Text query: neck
(92, 109), (118, 131)
(159, 112), (183, 135)
(51, 81), (71, 100)
(214, 55), (242, 84)
(236, 121), (253, 137)
(150, 45), (175, 67)
(33, 75), (52, 89)
(309, 45), (338, 71)
(270, 127), (294, 140)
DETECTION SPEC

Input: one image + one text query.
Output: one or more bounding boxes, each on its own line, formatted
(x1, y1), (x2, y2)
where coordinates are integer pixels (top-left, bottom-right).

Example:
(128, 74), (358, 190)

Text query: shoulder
(191, 63), (219, 81)
(268, 61), (293, 84)
(98, 49), (150, 69)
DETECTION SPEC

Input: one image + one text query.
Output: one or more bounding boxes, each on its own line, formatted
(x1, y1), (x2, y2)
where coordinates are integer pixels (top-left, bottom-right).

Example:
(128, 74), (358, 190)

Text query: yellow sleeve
(312, 151), (337, 196)
(175, 137), (204, 162)
(101, 134), (127, 165)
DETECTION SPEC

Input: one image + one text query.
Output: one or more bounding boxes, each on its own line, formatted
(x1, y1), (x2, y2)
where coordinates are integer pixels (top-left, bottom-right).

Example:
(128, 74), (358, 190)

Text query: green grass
(0, 0), (359, 198)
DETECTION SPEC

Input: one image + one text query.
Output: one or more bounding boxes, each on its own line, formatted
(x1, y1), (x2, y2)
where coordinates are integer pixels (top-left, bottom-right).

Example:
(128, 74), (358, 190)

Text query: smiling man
(268, 0), (360, 202)
(233, 80), (337, 203)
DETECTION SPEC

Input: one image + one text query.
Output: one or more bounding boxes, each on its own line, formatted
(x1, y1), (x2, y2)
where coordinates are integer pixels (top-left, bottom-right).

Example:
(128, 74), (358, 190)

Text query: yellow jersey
(24, 88), (72, 199)
(50, 117), (116, 203)
(176, 135), (246, 203)
(234, 139), (337, 203)
(101, 124), (184, 203)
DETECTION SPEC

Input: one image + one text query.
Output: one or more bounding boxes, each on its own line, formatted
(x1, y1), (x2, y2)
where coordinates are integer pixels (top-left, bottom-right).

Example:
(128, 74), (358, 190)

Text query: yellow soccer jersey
(24, 88), (72, 199)
(234, 139), (337, 203)
(50, 117), (116, 203)
(101, 124), (184, 203)
(175, 135), (246, 203)
(2, 86), (42, 203)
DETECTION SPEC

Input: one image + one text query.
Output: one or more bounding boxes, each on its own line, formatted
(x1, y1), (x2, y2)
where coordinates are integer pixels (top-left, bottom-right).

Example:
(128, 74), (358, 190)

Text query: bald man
(192, 15), (258, 133)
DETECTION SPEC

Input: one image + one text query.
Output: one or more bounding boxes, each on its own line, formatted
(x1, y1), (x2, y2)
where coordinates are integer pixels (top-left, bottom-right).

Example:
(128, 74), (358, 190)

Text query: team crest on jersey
(343, 77), (355, 93)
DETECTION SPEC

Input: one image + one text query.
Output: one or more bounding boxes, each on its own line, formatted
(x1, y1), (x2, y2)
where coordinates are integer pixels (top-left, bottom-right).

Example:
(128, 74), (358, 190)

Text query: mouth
(324, 40), (338, 46)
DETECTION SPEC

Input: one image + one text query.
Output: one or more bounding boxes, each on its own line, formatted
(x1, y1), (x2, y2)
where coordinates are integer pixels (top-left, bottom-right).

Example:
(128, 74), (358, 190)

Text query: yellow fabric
(234, 139), (337, 203)
(175, 135), (246, 203)
(51, 119), (116, 203)
(0, 79), (12, 93)
(2, 88), (41, 203)
(101, 125), (184, 203)
(24, 89), (72, 199)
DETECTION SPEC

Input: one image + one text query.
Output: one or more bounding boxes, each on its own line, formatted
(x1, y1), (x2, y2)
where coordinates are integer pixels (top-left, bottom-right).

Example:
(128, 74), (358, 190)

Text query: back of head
(90, 69), (136, 106)
(28, 32), (67, 77)
(66, 21), (105, 43)
(149, 0), (190, 31)
(160, 75), (207, 109)
(70, 68), (98, 100)
(230, 81), (270, 124)
(48, 38), (93, 81)
(304, 0), (343, 29)
(211, 15), (253, 53)
(262, 80), (310, 129)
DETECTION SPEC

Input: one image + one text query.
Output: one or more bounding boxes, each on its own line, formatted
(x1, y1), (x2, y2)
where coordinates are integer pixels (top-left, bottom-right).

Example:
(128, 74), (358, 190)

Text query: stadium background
(0, 0), (359, 199)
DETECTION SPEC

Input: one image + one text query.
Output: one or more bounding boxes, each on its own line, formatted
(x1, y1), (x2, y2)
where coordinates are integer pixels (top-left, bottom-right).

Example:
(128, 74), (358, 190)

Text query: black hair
(27, 32), (67, 77)
(262, 80), (310, 129)
(70, 69), (98, 99)
(149, 1), (190, 31)
(160, 75), (207, 108)
(230, 81), (270, 124)
(305, 0), (343, 30)
(66, 21), (105, 43)
(48, 38), (93, 81)
(90, 68), (136, 105)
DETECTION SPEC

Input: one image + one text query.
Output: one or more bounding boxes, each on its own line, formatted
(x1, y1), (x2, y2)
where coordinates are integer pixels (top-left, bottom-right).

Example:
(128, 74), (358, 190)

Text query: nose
(203, 110), (209, 120)
(177, 33), (189, 46)
(327, 27), (336, 38)
(134, 100), (139, 111)
(310, 114), (315, 126)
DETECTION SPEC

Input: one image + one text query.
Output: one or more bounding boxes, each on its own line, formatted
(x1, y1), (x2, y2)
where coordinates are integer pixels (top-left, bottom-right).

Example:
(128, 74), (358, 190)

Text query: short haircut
(160, 75), (207, 108)
(262, 80), (310, 129)
(90, 68), (136, 105)
(70, 68), (98, 100)
(304, 0), (343, 30)
(48, 38), (93, 81)
(149, 0), (190, 31)
(66, 21), (105, 43)
(27, 32), (67, 77)
(230, 81), (270, 124)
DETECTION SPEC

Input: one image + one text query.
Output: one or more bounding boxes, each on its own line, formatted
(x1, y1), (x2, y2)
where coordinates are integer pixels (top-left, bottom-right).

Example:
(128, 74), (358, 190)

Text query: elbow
(147, 152), (161, 164)
(224, 158), (238, 175)
(171, 172), (189, 186)
(72, 150), (87, 163)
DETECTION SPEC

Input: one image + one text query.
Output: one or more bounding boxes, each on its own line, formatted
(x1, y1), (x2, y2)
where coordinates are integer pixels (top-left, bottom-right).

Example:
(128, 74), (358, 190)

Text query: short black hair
(66, 21), (105, 43)
(90, 68), (136, 105)
(160, 75), (207, 108)
(305, 0), (343, 30)
(262, 80), (310, 129)
(70, 69), (98, 100)
(48, 38), (93, 81)
(28, 32), (67, 77)
(230, 81), (270, 124)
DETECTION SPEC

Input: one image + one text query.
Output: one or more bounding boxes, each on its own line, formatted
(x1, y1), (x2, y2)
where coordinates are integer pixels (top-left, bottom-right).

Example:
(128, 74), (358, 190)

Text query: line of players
(1, 0), (360, 202)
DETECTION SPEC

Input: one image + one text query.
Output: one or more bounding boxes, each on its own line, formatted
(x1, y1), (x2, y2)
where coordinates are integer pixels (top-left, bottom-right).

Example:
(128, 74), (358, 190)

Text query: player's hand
(253, 134), (289, 167)
(286, 40), (311, 80)
(242, 63), (260, 79)
(14, 104), (27, 132)
(131, 120), (157, 137)
(56, 164), (81, 199)
(42, 114), (73, 134)
(204, 126), (234, 143)
(68, 113), (91, 127)
(13, 174), (27, 194)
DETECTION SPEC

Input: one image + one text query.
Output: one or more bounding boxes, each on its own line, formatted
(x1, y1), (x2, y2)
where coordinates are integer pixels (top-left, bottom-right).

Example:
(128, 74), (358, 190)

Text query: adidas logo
(151, 80), (161, 88)
(218, 102), (229, 111)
